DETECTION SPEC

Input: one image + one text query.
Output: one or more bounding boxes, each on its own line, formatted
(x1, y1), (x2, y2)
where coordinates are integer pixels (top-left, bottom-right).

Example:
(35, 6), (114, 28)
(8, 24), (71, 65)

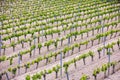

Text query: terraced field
(0, 0), (120, 80)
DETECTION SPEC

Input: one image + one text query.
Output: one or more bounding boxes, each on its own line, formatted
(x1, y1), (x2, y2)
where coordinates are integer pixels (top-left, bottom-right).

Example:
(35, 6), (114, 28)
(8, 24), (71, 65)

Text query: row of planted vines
(0, 0), (120, 80)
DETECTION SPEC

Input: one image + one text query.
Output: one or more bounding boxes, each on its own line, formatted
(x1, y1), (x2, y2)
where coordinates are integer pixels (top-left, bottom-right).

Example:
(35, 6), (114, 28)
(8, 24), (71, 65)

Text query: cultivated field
(0, 0), (120, 80)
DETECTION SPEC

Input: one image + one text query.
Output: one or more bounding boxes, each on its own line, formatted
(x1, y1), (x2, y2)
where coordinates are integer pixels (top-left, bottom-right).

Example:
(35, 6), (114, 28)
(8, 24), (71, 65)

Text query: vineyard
(0, 0), (120, 80)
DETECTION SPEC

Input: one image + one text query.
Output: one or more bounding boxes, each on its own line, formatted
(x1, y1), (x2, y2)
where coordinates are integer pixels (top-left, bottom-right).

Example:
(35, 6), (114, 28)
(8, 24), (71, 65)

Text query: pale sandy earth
(104, 70), (120, 80)
(12, 36), (120, 80)
(0, 1), (120, 80)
